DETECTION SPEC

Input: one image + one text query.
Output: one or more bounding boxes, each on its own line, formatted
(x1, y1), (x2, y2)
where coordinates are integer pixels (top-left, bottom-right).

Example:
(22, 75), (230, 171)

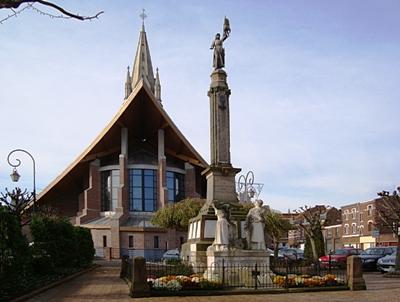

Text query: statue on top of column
(210, 17), (231, 70)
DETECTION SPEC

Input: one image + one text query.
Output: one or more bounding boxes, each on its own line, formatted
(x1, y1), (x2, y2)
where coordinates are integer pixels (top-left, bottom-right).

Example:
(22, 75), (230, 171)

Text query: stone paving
(24, 261), (400, 302)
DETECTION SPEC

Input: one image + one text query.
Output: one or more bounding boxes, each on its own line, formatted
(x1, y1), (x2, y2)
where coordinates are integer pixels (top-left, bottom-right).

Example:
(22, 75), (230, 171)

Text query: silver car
(377, 251), (397, 273)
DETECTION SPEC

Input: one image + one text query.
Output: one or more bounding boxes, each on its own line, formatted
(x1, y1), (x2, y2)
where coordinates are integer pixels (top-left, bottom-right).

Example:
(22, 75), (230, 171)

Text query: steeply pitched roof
(131, 24), (155, 93)
(37, 80), (207, 204)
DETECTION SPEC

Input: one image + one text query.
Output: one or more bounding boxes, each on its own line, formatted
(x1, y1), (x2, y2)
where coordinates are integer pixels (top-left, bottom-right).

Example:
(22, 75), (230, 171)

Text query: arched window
(367, 205), (373, 216)
(344, 224), (349, 235)
(351, 208), (356, 219)
(352, 223), (357, 234)
(367, 221), (373, 232)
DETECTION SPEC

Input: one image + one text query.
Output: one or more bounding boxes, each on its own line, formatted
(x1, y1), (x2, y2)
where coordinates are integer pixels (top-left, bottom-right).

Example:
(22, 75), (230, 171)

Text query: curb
(10, 264), (100, 302)
(150, 285), (350, 297)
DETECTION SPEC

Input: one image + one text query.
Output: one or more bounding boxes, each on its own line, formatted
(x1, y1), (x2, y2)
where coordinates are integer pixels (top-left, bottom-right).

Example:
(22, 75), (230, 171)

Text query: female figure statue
(210, 17), (230, 70)
(211, 202), (230, 251)
(245, 200), (267, 250)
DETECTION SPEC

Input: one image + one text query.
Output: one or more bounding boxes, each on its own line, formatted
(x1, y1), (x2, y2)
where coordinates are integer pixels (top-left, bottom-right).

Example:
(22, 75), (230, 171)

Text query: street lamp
(7, 149), (36, 210)
(236, 171), (263, 202)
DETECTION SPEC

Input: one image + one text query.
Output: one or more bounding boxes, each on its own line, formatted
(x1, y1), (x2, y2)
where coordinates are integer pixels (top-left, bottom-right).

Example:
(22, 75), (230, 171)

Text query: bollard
(347, 255), (366, 290)
(130, 256), (150, 297)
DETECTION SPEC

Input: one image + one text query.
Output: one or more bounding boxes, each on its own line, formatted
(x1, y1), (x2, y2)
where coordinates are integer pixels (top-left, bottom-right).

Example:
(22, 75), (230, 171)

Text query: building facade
(341, 199), (397, 249)
(37, 22), (207, 259)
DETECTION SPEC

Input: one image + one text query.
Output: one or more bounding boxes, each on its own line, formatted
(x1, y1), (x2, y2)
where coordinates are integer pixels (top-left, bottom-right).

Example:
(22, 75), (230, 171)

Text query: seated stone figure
(244, 200), (267, 250)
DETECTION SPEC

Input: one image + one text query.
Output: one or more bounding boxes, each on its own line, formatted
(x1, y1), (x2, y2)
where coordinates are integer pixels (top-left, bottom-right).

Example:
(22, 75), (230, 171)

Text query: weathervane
(210, 16), (231, 70)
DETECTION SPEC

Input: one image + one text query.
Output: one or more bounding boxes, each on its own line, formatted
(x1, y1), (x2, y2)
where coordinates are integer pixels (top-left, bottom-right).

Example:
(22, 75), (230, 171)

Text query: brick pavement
(24, 261), (400, 302)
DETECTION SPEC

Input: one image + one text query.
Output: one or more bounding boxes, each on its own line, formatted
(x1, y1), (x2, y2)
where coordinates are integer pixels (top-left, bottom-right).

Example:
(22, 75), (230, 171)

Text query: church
(36, 20), (208, 259)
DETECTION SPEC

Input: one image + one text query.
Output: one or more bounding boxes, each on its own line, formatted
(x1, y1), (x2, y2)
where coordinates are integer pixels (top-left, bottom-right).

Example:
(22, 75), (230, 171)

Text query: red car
(319, 248), (361, 268)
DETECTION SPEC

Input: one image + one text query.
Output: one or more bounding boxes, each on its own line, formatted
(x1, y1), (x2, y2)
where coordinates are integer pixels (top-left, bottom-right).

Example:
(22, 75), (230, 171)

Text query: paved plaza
(22, 261), (400, 302)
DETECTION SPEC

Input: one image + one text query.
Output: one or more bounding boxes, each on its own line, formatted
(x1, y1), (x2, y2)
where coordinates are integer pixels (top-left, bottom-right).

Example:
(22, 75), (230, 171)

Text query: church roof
(37, 80), (207, 204)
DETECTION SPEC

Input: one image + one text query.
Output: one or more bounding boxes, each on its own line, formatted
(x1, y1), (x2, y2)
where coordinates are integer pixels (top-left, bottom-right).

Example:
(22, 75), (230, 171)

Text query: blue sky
(0, 0), (399, 211)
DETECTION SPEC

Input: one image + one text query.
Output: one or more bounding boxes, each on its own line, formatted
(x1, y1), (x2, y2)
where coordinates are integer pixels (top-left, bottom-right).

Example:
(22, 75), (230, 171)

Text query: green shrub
(30, 215), (94, 270)
(0, 206), (31, 277)
(74, 226), (95, 267)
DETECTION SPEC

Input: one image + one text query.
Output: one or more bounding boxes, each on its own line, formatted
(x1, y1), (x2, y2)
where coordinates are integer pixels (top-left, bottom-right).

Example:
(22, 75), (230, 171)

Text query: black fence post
(284, 258), (289, 290)
(120, 255), (129, 278)
(222, 259), (225, 286)
(328, 251), (332, 274)
(254, 263), (258, 290)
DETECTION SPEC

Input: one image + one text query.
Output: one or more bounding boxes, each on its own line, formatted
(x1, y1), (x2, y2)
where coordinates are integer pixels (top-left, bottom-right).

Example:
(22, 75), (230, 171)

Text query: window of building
(359, 212), (363, 222)
(335, 227), (340, 237)
(352, 223), (357, 234)
(344, 224), (349, 235)
(103, 235), (107, 247)
(128, 169), (157, 212)
(154, 236), (159, 248)
(368, 221), (373, 232)
(129, 235), (134, 248)
(351, 208), (356, 219)
(344, 210), (349, 220)
(167, 171), (185, 203)
(367, 205), (373, 216)
(101, 170), (119, 211)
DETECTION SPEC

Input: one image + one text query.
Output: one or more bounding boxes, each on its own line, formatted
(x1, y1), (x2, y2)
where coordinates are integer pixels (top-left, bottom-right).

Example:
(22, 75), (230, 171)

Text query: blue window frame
(166, 171), (185, 203)
(129, 169), (157, 211)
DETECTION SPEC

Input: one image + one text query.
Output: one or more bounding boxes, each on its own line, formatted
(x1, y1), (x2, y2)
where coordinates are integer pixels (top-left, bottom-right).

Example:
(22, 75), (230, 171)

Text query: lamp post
(237, 171), (263, 202)
(7, 149), (36, 210)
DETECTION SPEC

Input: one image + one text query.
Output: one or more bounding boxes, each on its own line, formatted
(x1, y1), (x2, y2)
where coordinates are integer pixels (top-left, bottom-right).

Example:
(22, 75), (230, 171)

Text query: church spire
(131, 9), (155, 93)
(155, 67), (161, 104)
(124, 66), (132, 99)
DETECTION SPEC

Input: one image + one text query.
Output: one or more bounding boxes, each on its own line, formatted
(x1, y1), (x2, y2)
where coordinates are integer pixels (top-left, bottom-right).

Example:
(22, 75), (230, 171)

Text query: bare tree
(295, 205), (327, 261)
(376, 188), (400, 273)
(264, 210), (294, 258)
(0, 0), (103, 24)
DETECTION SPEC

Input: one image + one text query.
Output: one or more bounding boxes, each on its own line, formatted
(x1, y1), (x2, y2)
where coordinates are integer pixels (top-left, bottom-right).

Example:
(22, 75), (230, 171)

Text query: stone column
(184, 162), (198, 198)
(208, 69), (231, 166)
(118, 127), (129, 213)
(202, 69), (241, 203)
(347, 256), (367, 290)
(110, 127), (129, 259)
(158, 129), (168, 209)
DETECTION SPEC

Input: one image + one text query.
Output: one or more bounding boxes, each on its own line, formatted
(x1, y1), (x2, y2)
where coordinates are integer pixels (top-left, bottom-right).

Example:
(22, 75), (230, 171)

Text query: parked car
(162, 249), (181, 261)
(377, 251), (397, 273)
(319, 248), (361, 268)
(278, 248), (304, 260)
(359, 247), (396, 270)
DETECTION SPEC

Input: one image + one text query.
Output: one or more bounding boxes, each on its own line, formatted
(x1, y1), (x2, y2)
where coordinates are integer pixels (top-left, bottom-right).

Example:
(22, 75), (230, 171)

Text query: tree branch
(0, 0), (103, 21)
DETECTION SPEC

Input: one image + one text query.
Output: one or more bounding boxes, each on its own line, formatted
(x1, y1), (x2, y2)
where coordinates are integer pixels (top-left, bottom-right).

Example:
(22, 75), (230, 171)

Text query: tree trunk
(273, 237), (279, 259)
(395, 236), (400, 272)
(310, 237), (318, 261)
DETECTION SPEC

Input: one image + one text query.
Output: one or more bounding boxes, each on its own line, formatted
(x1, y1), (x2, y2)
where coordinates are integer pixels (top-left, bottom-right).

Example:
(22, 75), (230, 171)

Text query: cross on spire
(140, 8), (147, 28)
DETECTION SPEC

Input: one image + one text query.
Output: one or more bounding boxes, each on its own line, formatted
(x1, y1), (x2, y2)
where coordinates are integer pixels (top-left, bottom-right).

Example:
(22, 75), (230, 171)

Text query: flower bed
(147, 274), (223, 291)
(271, 273), (345, 288)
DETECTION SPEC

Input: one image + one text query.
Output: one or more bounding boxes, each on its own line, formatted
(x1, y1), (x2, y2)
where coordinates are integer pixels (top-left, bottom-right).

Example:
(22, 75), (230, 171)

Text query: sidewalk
(24, 261), (400, 302)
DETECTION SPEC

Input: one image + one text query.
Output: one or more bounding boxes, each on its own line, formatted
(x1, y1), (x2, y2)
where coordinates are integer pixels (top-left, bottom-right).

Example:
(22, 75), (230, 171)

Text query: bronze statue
(210, 17), (231, 70)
